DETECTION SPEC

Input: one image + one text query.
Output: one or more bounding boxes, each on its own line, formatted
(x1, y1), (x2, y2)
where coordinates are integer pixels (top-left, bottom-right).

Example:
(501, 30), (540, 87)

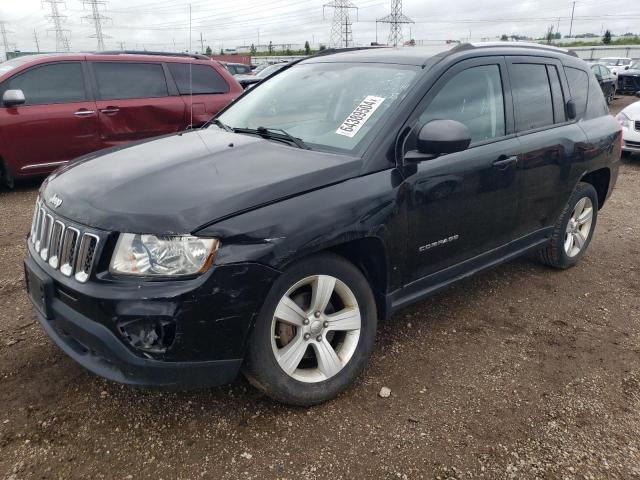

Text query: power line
(82, 0), (111, 51)
(323, 0), (358, 48)
(0, 22), (13, 60)
(43, 0), (71, 52)
(376, 0), (413, 46)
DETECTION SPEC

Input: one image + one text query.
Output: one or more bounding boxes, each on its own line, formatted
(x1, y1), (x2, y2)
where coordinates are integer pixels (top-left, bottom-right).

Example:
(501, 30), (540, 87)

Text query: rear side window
(510, 63), (554, 131)
(93, 62), (168, 100)
(419, 64), (505, 144)
(563, 67), (588, 119)
(547, 65), (565, 123)
(1, 62), (85, 105)
(168, 63), (230, 95)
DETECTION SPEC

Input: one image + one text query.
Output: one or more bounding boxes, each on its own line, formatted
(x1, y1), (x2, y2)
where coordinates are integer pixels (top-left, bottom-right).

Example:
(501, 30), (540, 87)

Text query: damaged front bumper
(24, 250), (279, 388)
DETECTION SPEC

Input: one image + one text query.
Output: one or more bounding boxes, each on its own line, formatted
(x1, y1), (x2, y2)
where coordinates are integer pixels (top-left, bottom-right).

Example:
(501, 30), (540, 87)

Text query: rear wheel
(0, 160), (14, 189)
(537, 182), (598, 269)
(243, 253), (377, 406)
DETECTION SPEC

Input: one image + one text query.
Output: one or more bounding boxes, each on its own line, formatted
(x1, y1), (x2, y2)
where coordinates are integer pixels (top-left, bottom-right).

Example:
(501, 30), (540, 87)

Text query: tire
(606, 85), (615, 105)
(622, 150), (632, 159)
(537, 182), (598, 269)
(243, 253), (377, 406)
(0, 161), (14, 190)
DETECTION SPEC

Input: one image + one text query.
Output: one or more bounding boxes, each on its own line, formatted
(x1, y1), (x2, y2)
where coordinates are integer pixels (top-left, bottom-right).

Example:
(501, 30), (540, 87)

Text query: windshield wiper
(233, 126), (310, 150)
(211, 118), (233, 132)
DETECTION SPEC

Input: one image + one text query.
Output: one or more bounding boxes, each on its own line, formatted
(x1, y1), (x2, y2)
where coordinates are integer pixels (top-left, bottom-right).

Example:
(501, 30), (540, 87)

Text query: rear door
(0, 61), (101, 176)
(507, 57), (587, 238)
(90, 61), (187, 147)
(166, 62), (238, 127)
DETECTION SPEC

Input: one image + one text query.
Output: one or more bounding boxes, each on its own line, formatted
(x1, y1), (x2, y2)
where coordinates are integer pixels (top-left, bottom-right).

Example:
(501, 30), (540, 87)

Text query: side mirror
(566, 99), (577, 120)
(3, 89), (25, 107)
(406, 119), (471, 161)
(625, 65), (630, 70)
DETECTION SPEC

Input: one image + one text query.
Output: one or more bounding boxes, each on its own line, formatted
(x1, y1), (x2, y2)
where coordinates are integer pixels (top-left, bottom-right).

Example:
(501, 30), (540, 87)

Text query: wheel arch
(275, 236), (391, 322)
(580, 167), (611, 209)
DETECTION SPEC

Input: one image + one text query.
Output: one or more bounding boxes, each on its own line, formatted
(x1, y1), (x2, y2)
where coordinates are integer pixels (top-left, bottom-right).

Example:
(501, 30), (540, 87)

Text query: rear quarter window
(563, 67), (588, 119)
(168, 63), (230, 95)
(585, 71), (609, 118)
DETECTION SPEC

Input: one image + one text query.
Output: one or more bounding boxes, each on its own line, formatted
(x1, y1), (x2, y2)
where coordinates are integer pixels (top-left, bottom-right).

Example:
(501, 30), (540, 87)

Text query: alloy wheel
(564, 197), (593, 258)
(270, 275), (361, 383)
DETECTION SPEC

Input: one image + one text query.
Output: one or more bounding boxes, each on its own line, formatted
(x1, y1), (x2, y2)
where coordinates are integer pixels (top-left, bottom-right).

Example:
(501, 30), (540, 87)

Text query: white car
(617, 100), (640, 156)
(600, 57), (633, 78)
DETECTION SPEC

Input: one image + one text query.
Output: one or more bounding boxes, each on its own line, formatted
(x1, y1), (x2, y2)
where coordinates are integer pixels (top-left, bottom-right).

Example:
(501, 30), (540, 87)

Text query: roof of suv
(304, 42), (578, 66)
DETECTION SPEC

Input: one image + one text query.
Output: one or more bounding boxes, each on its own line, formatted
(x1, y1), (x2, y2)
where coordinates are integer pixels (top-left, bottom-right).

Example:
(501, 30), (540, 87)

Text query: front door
(402, 57), (521, 283)
(0, 61), (101, 176)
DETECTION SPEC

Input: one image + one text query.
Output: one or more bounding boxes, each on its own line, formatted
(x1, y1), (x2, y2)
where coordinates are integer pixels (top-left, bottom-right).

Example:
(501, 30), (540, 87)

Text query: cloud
(1, 0), (637, 54)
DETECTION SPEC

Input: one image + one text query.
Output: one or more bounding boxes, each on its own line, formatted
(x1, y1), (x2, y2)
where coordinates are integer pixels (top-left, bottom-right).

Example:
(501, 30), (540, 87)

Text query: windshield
(601, 59), (619, 66)
(630, 61), (640, 70)
(218, 62), (419, 153)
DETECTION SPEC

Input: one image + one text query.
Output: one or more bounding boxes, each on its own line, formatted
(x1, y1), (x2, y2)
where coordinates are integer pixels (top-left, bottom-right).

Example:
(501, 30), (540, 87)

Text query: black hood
(41, 129), (362, 234)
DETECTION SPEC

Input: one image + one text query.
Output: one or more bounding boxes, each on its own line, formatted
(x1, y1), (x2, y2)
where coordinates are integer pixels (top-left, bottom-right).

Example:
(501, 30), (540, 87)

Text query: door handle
(100, 107), (120, 114)
(492, 155), (518, 169)
(74, 109), (96, 117)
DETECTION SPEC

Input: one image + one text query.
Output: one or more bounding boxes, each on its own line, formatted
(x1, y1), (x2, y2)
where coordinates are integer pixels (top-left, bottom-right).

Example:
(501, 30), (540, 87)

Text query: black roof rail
(454, 42), (579, 58)
(94, 50), (210, 60)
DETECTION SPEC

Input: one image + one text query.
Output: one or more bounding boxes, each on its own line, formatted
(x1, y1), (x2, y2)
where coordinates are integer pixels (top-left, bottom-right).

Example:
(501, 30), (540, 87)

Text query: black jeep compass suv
(24, 43), (621, 406)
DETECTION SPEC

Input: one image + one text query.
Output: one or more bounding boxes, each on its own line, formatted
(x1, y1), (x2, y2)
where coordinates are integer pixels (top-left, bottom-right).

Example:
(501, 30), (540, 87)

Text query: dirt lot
(1, 96), (639, 480)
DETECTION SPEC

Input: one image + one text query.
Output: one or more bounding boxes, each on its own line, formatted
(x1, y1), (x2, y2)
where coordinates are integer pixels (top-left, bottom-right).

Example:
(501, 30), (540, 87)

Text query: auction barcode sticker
(336, 95), (386, 138)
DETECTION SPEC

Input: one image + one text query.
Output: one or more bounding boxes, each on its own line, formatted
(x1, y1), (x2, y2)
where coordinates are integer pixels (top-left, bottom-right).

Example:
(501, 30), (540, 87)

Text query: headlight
(616, 112), (630, 128)
(110, 234), (219, 277)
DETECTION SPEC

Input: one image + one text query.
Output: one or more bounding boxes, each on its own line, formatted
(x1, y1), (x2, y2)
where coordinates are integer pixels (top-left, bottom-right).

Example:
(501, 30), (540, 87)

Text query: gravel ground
(0, 96), (639, 480)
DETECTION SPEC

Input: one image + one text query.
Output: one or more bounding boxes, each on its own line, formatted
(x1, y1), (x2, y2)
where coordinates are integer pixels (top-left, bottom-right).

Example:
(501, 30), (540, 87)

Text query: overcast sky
(0, 0), (638, 54)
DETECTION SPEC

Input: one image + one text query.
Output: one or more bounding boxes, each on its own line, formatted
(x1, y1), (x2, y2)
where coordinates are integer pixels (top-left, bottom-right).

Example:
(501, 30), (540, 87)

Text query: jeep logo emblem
(48, 194), (63, 209)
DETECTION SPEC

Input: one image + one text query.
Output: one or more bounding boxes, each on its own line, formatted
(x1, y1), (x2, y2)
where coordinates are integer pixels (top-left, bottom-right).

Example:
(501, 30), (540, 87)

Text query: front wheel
(243, 253), (377, 406)
(537, 182), (598, 269)
(606, 85), (615, 105)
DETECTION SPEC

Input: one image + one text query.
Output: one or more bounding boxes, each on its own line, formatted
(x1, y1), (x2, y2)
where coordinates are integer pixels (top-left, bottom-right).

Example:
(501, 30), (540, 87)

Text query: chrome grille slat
(39, 214), (54, 261)
(74, 234), (100, 283)
(48, 221), (65, 269)
(60, 227), (80, 277)
(29, 198), (101, 283)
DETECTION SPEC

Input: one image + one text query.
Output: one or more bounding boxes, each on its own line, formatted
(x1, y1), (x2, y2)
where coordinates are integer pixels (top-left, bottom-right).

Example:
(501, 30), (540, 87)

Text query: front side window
(419, 64), (506, 144)
(1, 62), (85, 105)
(218, 62), (419, 153)
(93, 62), (168, 100)
(510, 63), (555, 132)
(168, 63), (229, 95)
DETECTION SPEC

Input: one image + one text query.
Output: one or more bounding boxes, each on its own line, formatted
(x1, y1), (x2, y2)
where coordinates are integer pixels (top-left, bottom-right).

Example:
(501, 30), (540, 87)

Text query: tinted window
(234, 65), (251, 75)
(2, 62), (85, 105)
(93, 62), (168, 100)
(419, 65), (505, 144)
(586, 70), (609, 118)
(510, 63), (554, 131)
(547, 65), (565, 123)
(564, 67), (589, 119)
(168, 63), (230, 95)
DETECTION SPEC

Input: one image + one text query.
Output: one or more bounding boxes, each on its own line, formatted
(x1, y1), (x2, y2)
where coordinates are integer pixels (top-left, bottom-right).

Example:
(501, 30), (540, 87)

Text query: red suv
(0, 52), (242, 187)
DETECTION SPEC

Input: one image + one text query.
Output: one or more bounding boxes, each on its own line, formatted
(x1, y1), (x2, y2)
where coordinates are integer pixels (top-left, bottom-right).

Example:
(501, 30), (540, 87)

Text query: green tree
(205, 45), (212, 56)
(603, 29), (612, 44)
(304, 40), (311, 55)
(268, 41), (274, 54)
(319, 44), (326, 51)
(500, 34), (509, 41)
(250, 43), (257, 55)
(219, 48), (224, 55)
